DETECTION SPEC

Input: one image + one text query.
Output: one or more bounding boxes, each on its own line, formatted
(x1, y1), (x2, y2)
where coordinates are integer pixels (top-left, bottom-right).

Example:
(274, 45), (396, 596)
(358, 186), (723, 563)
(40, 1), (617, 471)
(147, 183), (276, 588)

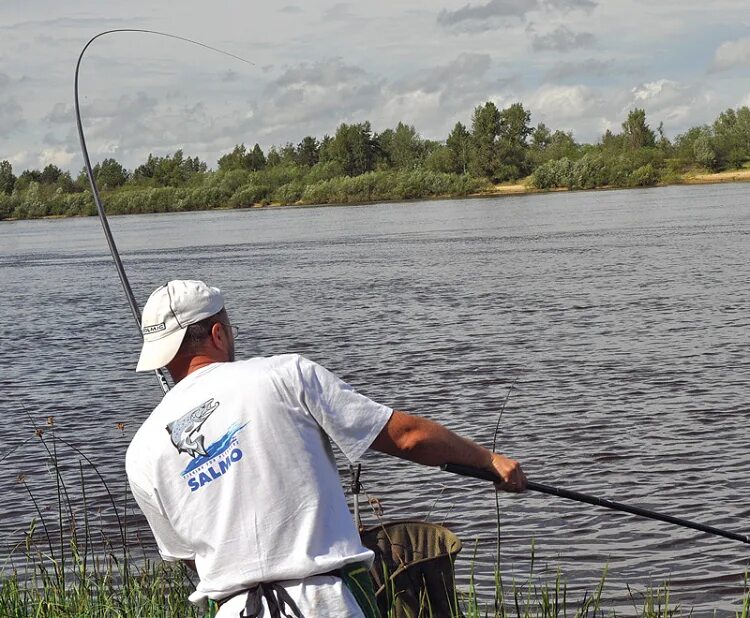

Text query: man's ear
(210, 321), (230, 355)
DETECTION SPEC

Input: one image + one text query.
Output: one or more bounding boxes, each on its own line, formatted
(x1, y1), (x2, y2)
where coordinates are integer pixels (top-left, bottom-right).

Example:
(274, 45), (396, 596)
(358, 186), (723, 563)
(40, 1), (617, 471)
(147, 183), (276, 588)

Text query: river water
(1, 184), (749, 614)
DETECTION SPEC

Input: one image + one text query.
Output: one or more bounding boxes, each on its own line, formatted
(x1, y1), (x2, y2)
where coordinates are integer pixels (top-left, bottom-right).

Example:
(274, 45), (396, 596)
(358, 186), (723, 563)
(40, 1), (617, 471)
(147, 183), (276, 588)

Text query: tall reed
(2, 419), (748, 617)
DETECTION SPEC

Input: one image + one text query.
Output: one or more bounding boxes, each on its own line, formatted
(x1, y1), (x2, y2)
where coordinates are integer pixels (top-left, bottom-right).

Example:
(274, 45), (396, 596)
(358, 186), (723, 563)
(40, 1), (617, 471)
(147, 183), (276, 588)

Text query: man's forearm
(371, 410), (527, 491)
(371, 410), (493, 469)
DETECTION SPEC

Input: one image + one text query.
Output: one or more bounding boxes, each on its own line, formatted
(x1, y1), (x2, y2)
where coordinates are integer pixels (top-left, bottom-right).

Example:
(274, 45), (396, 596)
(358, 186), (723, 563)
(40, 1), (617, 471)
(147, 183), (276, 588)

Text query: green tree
(266, 147), (282, 167)
(656, 122), (672, 153)
(40, 164), (63, 185)
(621, 108), (656, 150)
(469, 102), (501, 180)
(94, 158), (128, 189)
(423, 146), (454, 173)
(15, 169), (42, 192)
(446, 122), (472, 174)
(218, 143), (267, 171)
(279, 143), (298, 165)
(375, 128), (394, 168)
(387, 122), (422, 170)
(321, 122), (378, 176)
(218, 144), (251, 172)
(250, 144), (267, 171)
(75, 167), (91, 191)
(674, 126), (711, 167)
(713, 107), (750, 169)
(693, 134), (718, 170)
(600, 129), (624, 152)
(496, 102), (532, 179)
(531, 123), (552, 151)
(0, 160), (16, 195)
(296, 137), (320, 167)
(133, 150), (206, 187)
(55, 171), (76, 193)
(547, 130), (580, 161)
(133, 155), (157, 182)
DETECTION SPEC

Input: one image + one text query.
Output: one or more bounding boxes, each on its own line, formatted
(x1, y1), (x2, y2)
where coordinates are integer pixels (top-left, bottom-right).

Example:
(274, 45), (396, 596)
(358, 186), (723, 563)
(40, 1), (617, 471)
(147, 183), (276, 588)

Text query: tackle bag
(360, 520), (463, 618)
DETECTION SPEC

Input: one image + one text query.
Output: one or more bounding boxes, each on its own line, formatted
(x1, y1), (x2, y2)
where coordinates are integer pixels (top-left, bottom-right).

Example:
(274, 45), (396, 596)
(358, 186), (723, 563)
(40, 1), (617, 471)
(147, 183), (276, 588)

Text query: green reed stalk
(4, 420), (750, 617)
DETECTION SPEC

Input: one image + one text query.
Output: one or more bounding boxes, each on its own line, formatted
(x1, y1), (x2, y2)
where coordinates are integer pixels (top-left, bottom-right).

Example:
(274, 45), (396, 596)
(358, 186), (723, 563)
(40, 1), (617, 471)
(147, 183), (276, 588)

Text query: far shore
(3, 168), (749, 223)
(480, 167), (750, 197)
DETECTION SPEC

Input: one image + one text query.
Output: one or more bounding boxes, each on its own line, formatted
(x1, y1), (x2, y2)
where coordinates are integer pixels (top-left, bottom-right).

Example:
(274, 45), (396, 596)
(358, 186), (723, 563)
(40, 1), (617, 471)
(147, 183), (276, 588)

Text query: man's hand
(486, 453), (527, 492)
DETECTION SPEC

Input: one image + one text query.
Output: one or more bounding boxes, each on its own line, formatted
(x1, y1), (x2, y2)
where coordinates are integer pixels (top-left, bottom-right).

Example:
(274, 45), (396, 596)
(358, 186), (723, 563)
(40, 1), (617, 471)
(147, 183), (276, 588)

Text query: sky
(1, 0), (749, 174)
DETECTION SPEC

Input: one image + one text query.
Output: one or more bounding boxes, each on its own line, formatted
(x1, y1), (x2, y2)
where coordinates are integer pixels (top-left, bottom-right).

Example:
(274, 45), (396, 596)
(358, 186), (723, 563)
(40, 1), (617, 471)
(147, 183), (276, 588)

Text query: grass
(2, 419), (749, 617)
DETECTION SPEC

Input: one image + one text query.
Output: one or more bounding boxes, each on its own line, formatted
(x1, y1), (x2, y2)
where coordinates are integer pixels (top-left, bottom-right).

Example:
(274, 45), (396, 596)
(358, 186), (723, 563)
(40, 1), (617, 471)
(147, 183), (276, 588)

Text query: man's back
(126, 354), (392, 607)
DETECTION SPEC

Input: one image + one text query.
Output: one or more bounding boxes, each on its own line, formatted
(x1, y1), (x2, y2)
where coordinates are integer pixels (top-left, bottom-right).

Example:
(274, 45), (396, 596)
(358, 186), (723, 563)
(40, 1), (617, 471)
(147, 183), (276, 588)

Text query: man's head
(136, 280), (233, 372)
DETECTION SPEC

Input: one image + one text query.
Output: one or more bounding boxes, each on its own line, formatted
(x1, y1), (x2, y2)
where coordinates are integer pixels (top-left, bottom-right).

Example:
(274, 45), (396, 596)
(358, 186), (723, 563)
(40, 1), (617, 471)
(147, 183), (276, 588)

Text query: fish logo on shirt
(166, 399), (220, 457)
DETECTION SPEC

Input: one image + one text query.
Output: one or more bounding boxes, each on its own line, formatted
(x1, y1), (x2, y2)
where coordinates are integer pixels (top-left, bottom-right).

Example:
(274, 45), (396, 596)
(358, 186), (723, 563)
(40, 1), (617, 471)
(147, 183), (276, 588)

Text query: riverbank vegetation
(1, 103), (749, 220)
(2, 420), (750, 616)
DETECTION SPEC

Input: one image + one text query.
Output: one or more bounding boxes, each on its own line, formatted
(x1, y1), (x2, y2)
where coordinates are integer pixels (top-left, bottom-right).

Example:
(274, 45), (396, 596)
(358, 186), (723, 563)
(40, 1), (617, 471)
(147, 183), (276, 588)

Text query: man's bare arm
(370, 410), (527, 492)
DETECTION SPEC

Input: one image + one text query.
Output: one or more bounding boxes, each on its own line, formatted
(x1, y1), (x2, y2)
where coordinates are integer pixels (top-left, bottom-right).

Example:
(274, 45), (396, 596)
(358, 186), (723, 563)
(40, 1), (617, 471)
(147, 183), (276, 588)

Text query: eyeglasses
(220, 323), (239, 339)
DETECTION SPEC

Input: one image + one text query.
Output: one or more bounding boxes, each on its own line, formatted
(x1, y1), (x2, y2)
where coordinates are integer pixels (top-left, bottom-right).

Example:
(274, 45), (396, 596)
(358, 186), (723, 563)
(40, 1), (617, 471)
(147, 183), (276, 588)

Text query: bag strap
(240, 583), (304, 618)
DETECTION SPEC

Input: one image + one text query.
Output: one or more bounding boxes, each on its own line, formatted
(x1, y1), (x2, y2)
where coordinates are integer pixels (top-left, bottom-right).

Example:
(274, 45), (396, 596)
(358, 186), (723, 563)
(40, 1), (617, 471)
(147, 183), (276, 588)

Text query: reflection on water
(1, 183), (749, 613)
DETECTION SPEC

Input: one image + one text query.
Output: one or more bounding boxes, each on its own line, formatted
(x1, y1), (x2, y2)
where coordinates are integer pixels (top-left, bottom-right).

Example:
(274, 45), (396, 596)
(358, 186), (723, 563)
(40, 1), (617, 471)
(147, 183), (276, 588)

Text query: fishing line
(74, 29), (254, 393)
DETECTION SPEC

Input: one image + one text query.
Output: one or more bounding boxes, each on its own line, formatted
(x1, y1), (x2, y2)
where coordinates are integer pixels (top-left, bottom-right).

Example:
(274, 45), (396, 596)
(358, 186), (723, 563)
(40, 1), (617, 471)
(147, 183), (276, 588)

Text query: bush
(229, 183), (272, 208)
(299, 170), (487, 205)
(530, 158), (574, 190)
(304, 161), (346, 183)
(628, 163), (661, 187)
(572, 153), (608, 189)
(213, 169), (252, 196)
(272, 181), (306, 205)
(0, 193), (19, 219)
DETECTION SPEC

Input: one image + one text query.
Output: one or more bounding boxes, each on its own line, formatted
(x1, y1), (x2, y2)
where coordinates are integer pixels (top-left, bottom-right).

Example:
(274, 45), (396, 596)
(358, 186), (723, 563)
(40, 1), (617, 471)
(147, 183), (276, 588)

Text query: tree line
(1, 102), (749, 220)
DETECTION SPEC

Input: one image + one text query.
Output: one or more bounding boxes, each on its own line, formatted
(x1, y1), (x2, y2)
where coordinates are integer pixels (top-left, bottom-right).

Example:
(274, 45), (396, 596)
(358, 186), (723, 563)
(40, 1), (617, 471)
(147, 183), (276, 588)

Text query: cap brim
(136, 328), (188, 372)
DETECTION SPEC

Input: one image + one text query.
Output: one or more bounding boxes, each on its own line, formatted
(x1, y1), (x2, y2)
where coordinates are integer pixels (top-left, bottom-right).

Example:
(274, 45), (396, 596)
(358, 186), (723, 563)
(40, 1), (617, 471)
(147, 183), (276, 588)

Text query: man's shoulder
(229, 353), (310, 375)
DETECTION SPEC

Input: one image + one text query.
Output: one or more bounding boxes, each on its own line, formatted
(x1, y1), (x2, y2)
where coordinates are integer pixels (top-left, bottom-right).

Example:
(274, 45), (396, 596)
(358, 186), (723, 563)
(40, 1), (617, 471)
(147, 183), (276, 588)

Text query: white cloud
(0, 96), (24, 137)
(530, 84), (600, 120)
(39, 148), (75, 168)
(247, 59), (383, 139)
(545, 58), (614, 81)
(8, 151), (33, 169)
(437, 0), (538, 30)
(382, 53), (498, 132)
(741, 92), (750, 108)
(711, 38), (750, 73)
(45, 102), (73, 125)
(623, 79), (715, 134)
(436, 0), (596, 31)
(631, 79), (685, 105)
(379, 90), (444, 130)
(532, 25), (595, 52)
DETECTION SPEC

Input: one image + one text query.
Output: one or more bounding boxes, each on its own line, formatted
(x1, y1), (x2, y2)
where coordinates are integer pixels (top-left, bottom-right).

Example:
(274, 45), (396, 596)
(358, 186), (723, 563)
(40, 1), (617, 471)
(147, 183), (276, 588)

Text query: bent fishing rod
(74, 29), (253, 395)
(443, 463), (750, 545)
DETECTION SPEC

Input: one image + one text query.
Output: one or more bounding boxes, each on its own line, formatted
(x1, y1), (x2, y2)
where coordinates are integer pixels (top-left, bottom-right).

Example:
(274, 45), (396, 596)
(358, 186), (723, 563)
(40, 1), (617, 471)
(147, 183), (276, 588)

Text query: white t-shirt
(126, 354), (393, 612)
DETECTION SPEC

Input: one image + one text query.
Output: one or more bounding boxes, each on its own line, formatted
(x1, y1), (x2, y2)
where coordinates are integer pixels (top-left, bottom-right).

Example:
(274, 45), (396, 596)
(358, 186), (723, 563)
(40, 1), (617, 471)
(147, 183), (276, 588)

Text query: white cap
(136, 280), (224, 372)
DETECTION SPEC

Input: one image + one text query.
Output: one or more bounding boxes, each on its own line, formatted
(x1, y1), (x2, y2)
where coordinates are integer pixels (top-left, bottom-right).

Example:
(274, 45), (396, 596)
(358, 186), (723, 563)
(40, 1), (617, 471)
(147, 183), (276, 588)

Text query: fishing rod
(74, 30), (253, 394)
(443, 463), (750, 545)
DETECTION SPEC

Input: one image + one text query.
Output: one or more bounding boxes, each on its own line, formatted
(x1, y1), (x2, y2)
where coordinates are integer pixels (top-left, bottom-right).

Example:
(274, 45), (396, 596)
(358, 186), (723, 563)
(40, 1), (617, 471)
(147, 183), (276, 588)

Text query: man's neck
(168, 354), (224, 384)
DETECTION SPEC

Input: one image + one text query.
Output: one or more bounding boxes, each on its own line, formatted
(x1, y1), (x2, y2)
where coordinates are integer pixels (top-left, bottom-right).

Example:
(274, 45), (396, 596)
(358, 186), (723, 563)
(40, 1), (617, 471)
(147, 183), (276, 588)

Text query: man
(126, 279), (526, 618)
